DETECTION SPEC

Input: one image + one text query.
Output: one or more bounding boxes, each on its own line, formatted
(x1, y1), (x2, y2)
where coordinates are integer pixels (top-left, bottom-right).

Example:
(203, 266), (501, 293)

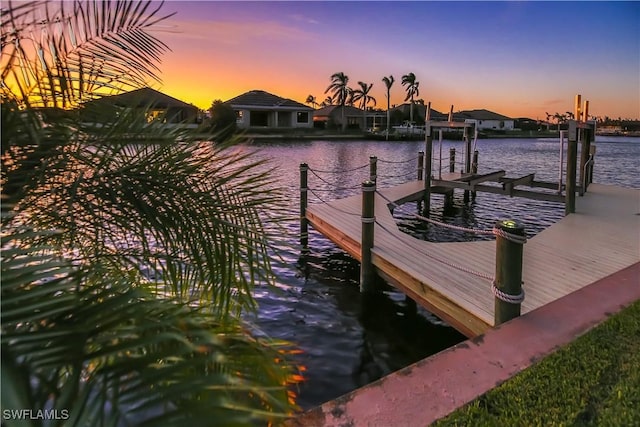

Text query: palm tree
(351, 81), (377, 132)
(305, 94), (319, 108)
(382, 75), (395, 139)
(321, 96), (333, 107)
(401, 72), (420, 123)
(325, 72), (350, 131)
(553, 112), (568, 132)
(1, 1), (298, 425)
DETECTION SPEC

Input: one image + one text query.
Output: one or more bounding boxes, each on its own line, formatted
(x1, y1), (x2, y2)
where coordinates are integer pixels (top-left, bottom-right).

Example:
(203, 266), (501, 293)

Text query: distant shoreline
(242, 130), (561, 142)
(190, 130), (640, 143)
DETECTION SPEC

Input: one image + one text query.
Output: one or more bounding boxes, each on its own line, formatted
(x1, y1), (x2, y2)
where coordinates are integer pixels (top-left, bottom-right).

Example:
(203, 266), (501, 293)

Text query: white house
(224, 90), (313, 129)
(457, 109), (515, 130)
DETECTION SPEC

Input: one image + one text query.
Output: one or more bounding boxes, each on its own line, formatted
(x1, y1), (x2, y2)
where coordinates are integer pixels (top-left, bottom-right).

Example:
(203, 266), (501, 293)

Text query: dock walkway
(305, 181), (639, 337)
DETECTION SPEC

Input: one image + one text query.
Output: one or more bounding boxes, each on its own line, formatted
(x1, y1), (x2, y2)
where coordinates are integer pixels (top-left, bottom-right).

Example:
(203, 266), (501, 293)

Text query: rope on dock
(492, 226), (528, 245)
(492, 280), (525, 304)
(308, 168), (364, 190)
(376, 190), (529, 245)
(374, 220), (494, 281)
(376, 191), (493, 235)
(306, 187), (361, 217)
(307, 163), (369, 174)
(376, 168), (421, 179)
(377, 156), (419, 164)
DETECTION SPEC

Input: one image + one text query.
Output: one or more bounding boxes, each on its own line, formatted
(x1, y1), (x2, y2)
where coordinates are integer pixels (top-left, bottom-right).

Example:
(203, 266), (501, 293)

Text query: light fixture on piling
(501, 219), (518, 229)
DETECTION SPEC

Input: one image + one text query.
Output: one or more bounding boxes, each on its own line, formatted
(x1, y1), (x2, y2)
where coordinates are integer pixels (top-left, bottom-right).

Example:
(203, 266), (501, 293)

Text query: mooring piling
(493, 219), (526, 326)
(565, 121), (578, 215)
(369, 156), (377, 183)
(579, 127), (593, 196)
(423, 131), (433, 215)
(463, 127), (473, 203)
(471, 150), (479, 200)
(449, 147), (456, 173)
(417, 151), (424, 181)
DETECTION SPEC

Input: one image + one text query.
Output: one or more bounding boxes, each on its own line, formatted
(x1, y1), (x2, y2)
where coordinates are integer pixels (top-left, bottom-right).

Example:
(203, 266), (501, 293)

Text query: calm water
(242, 136), (640, 410)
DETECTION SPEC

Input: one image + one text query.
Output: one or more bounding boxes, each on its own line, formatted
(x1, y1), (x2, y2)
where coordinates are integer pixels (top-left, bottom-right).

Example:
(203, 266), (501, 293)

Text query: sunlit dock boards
(305, 182), (640, 337)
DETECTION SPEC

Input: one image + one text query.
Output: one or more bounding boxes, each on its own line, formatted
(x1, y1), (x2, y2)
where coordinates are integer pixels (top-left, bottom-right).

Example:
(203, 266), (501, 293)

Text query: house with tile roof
(224, 90), (313, 129)
(456, 109), (514, 130)
(312, 105), (376, 130)
(389, 103), (447, 124)
(83, 87), (199, 124)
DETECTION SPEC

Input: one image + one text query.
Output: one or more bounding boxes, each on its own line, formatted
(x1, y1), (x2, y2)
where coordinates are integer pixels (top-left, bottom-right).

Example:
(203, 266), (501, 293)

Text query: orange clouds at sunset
(153, 1), (639, 120)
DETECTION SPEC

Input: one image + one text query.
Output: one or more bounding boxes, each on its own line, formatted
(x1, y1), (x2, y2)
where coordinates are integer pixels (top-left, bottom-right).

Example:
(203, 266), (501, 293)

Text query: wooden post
(588, 143), (596, 185)
(369, 156), (377, 183)
(449, 147), (456, 173)
(579, 127), (589, 197)
(580, 127), (594, 194)
(360, 181), (376, 293)
(424, 130), (433, 215)
(565, 120), (578, 215)
(494, 219), (525, 326)
(464, 127), (472, 174)
(300, 163), (309, 253)
(463, 127), (472, 203)
(417, 151), (424, 181)
(471, 150), (479, 201)
(582, 100), (590, 123)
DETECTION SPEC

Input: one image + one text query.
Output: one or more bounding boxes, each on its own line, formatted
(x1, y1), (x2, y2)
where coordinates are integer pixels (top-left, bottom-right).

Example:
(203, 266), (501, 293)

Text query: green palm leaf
(2, 1), (301, 423)
(2, 227), (299, 426)
(1, 0), (172, 108)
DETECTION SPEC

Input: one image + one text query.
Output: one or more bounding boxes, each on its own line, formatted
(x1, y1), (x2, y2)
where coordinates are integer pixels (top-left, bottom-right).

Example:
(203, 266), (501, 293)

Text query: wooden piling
(588, 144), (596, 185)
(463, 128), (472, 203)
(494, 219), (525, 326)
(471, 150), (479, 200)
(369, 156), (377, 183)
(464, 129), (472, 174)
(300, 163), (309, 252)
(417, 151), (424, 181)
(565, 121), (578, 215)
(424, 132), (433, 215)
(449, 148), (456, 173)
(360, 181), (377, 292)
(579, 127), (593, 195)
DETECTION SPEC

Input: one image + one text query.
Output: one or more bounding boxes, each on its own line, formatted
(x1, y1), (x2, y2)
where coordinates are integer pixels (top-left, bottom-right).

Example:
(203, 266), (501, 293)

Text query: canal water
(241, 136), (640, 409)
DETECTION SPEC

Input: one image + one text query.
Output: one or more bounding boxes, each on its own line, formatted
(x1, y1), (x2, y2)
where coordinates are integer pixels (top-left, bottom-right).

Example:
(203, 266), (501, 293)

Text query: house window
(297, 112), (309, 123)
(249, 111), (269, 127)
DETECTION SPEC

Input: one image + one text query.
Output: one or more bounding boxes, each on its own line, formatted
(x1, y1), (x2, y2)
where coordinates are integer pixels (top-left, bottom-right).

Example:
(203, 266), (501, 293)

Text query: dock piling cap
(496, 219), (525, 234)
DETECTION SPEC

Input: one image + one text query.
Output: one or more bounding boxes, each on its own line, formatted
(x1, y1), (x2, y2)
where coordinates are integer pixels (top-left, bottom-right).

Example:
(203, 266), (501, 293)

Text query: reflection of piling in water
(300, 163), (309, 254)
(360, 181), (376, 293)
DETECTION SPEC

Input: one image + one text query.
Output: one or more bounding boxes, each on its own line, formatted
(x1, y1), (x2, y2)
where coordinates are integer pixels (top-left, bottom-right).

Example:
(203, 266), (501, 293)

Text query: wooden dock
(305, 181), (640, 337)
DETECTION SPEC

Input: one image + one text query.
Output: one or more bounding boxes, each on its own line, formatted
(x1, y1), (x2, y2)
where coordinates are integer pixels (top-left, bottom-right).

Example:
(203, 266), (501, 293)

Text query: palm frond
(1, 226), (299, 426)
(2, 1), (302, 421)
(1, 0), (173, 108)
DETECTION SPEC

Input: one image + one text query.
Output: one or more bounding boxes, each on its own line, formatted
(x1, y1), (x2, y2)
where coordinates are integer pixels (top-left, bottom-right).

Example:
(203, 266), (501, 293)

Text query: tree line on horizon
(305, 72), (422, 135)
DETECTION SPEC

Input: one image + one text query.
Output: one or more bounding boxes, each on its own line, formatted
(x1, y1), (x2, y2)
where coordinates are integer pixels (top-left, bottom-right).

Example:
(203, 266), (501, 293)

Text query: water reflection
(245, 136), (639, 409)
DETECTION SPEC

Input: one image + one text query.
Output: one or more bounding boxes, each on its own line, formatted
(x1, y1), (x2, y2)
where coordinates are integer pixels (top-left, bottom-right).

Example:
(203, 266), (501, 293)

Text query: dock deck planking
(305, 181), (639, 337)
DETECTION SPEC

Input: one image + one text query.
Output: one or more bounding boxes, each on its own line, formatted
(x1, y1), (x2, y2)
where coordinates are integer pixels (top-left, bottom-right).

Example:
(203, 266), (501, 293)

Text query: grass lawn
(434, 300), (640, 426)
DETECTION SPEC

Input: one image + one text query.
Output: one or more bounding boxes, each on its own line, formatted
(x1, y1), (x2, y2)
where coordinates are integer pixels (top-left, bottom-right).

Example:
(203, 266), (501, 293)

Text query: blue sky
(158, 1), (639, 119)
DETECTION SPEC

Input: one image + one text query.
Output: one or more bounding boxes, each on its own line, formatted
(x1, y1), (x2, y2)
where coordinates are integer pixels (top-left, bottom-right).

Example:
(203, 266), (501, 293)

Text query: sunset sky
(153, 1), (639, 120)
